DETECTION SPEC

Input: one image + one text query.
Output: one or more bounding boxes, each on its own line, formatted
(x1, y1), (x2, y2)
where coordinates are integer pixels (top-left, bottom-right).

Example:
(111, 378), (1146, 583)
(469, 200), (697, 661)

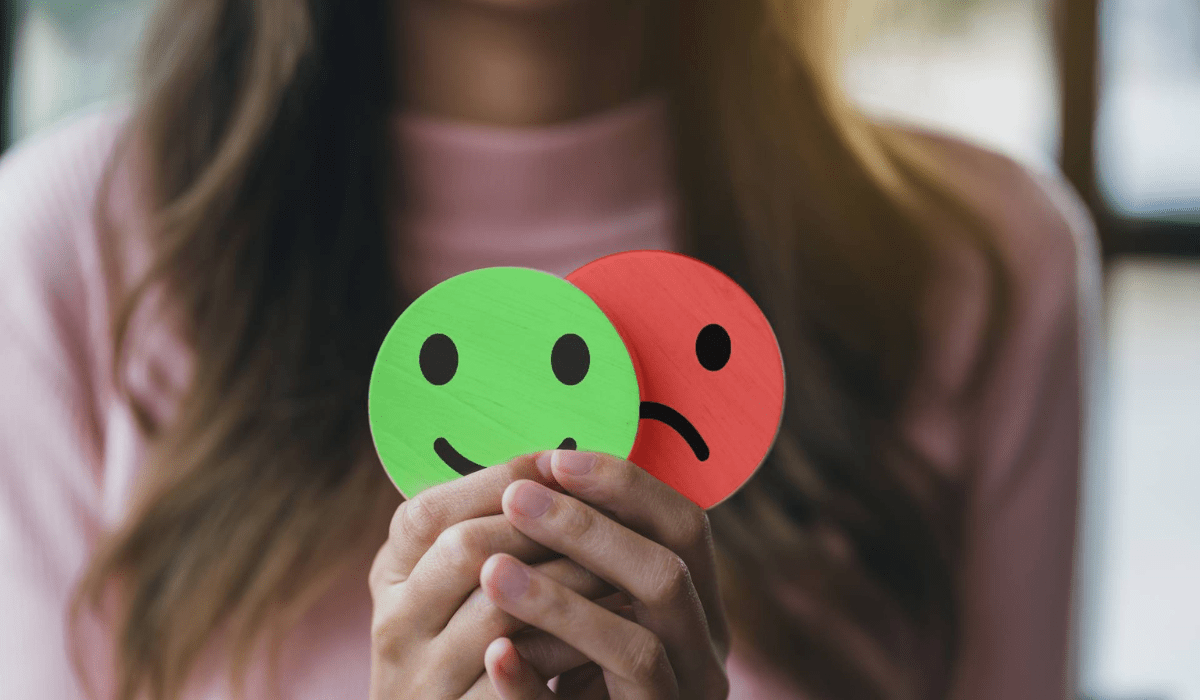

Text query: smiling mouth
(639, 402), (709, 461)
(434, 437), (578, 476)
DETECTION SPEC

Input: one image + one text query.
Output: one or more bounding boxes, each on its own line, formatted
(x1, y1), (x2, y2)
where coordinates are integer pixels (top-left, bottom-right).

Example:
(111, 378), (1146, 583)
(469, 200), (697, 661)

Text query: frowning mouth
(434, 437), (578, 476)
(639, 402), (709, 461)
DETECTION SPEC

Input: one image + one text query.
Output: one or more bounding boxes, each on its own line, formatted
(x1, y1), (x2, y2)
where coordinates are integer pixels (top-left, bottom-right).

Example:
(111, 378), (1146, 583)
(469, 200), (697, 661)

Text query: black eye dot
(419, 333), (457, 385)
(552, 334), (590, 386)
(696, 324), (731, 371)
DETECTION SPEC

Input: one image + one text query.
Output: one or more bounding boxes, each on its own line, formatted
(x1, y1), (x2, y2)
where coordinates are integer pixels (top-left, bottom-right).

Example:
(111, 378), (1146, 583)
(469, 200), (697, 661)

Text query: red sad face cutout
(567, 251), (786, 509)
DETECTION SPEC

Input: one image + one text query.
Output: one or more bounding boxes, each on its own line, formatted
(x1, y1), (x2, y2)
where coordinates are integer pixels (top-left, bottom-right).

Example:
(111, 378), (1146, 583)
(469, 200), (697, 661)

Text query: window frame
(0, 0), (13, 148)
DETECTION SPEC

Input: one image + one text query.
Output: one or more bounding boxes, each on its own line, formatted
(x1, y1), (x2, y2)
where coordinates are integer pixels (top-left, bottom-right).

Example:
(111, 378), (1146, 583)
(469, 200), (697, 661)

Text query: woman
(0, 0), (1095, 698)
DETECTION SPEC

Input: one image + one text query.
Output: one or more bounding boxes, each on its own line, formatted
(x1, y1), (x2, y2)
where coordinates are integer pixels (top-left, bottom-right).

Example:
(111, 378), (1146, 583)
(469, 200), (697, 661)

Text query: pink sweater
(0, 99), (1096, 699)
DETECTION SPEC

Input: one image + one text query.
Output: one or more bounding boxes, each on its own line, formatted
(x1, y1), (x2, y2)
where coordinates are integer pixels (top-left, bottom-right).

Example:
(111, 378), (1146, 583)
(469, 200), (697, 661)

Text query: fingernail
(510, 482), (552, 518)
(535, 451), (554, 480)
(499, 642), (521, 676)
(493, 558), (529, 600)
(552, 450), (596, 475)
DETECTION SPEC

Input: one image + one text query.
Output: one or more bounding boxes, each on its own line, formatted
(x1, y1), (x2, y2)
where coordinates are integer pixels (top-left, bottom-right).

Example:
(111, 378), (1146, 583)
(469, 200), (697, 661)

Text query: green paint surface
(368, 267), (640, 497)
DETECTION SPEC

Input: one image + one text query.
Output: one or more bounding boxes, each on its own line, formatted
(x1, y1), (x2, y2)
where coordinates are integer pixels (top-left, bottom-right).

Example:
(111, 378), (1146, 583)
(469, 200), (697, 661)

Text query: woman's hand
(480, 450), (730, 699)
(368, 454), (616, 699)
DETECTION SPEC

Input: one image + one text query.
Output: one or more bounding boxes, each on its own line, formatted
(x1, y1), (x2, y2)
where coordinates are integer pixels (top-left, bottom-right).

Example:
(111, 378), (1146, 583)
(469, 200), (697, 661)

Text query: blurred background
(0, 0), (1195, 698)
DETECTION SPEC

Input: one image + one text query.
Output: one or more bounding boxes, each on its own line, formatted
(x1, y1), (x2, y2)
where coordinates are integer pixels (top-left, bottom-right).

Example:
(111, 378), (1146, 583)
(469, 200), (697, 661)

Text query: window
(845, 0), (1060, 170)
(4, 0), (149, 145)
(1096, 0), (1200, 223)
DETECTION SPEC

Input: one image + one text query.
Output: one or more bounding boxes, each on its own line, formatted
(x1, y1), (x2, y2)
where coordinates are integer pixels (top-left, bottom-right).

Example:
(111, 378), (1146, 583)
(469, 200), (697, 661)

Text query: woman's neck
(397, 0), (661, 127)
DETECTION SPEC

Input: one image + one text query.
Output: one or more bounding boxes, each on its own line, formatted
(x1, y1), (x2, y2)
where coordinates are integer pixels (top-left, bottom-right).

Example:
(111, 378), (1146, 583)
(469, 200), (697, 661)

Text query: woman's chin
(458, 0), (589, 12)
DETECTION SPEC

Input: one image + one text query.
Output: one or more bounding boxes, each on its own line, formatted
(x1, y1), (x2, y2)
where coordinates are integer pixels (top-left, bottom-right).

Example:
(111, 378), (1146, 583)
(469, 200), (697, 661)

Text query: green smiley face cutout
(368, 267), (641, 497)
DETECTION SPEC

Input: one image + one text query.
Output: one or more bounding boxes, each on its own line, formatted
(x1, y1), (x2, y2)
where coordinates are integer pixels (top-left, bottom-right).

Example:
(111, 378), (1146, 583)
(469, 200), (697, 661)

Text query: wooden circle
(368, 267), (641, 497)
(567, 251), (785, 509)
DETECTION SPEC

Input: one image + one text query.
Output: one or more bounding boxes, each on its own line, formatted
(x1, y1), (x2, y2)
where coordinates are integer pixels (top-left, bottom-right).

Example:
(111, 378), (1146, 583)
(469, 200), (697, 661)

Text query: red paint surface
(568, 251), (785, 508)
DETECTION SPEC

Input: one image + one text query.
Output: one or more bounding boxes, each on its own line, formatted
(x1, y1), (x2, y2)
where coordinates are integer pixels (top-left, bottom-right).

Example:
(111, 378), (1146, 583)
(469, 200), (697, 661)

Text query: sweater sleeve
(946, 161), (1099, 700)
(0, 110), (128, 699)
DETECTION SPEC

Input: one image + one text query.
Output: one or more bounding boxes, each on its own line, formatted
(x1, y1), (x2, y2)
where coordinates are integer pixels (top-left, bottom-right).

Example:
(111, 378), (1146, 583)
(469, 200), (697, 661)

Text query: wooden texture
(368, 267), (640, 497)
(568, 250), (786, 509)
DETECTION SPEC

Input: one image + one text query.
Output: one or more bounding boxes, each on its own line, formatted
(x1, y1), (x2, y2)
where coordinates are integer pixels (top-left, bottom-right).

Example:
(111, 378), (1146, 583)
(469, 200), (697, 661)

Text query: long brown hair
(76, 0), (1007, 699)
